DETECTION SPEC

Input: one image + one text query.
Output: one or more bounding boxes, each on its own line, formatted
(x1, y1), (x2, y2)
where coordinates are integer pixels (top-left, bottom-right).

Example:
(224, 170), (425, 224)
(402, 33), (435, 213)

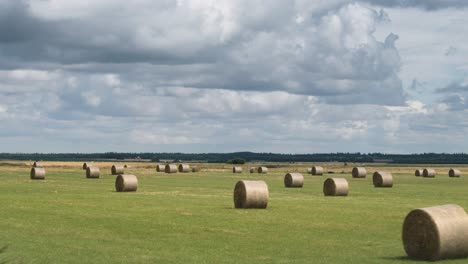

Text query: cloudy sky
(0, 0), (467, 153)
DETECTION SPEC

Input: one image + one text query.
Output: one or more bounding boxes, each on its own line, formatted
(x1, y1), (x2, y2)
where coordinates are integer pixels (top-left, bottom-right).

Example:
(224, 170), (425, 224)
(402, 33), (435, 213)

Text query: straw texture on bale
(178, 164), (190, 173)
(372, 171), (393, 187)
(257, 166), (268, 174)
(30, 167), (45, 180)
(284, 173), (304, 188)
(352, 167), (366, 178)
(33, 161), (43, 168)
(323, 178), (348, 196)
(449, 168), (461, 178)
(402, 204), (468, 261)
(312, 166), (324, 175)
(156, 164), (164, 172)
(86, 167), (100, 179)
(233, 166), (243, 173)
(115, 174), (138, 192)
(83, 162), (93, 170)
(423, 168), (436, 178)
(233, 180), (269, 209)
(249, 167), (255, 173)
(415, 169), (423, 177)
(111, 165), (124, 175)
(165, 164), (178, 174)
(307, 168), (312, 174)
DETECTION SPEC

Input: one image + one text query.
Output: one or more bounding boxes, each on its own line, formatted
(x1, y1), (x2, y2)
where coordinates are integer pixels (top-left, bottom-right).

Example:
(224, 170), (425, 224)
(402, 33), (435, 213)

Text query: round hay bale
(249, 167), (255, 173)
(312, 166), (324, 176)
(86, 167), (100, 179)
(33, 161), (43, 168)
(257, 166), (268, 174)
(124, 164), (128, 168)
(372, 171), (393, 187)
(111, 165), (124, 175)
(284, 173), (304, 188)
(192, 166), (199, 172)
(178, 164), (190, 173)
(165, 164), (178, 174)
(30, 167), (45, 180)
(307, 168), (312, 174)
(82, 162), (93, 170)
(323, 178), (348, 196)
(352, 167), (366, 178)
(233, 166), (243, 173)
(233, 180), (269, 209)
(423, 168), (436, 178)
(115, 174), (138, 192)
(402, 204), (468, 261)
(156, 164), (164, 172)
(415, 169), (423, 177)
(449, 168), (461, 178)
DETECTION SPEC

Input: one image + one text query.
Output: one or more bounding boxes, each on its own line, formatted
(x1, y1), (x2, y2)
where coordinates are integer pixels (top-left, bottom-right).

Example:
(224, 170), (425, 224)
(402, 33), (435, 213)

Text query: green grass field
(1, 163), (468, 263)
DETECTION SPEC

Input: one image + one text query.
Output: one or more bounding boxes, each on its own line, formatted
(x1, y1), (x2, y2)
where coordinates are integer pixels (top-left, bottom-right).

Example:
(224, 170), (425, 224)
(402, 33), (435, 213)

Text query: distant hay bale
(449, 168), (461, 178)
(124, 165), (128, 168)
(415, 169), (423, 177)
(249, 167), (255, 173)
(284, 173), (304, 188)
(372, 171), (393, 187)
(82, 162), (93, 170)
(30, 167), (45, 180)
(323, 178), (348, 196)
(33, 161), (43, 168)
(307, 168), (312, 174)
(233, 180), (269, 209)
(178, 164), (190, 173)
(352, 167), (366, 178)
(423, 168), (436, 178)
(233, 166), (243, 173)
(257, 166), (268, 174)
(192, 166), (199, 172)
(115, 174), (138, 192)
(402, 204), (468, 261)
(312, 166), (324, 176)
(111, 165), (124, 175)
(165, 164), (178, 174)
(156, 164), (164, 172)
(86, 167), (100, 179)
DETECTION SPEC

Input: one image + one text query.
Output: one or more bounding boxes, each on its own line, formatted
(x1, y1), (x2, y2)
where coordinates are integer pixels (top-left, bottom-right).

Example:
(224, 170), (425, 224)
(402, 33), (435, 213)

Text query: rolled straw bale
(372, 171), (393, 187)
(312, 166), (324, 175)
(415, 169), (423, 177)
(402, 204), (468, 261)
(233, 180), (269, 209)
(307, 168), (312, 174)
(115, 174), (138, 192)
(284, 173), (304, 188)
(257, 166), (268, 174)
(86, 167), (100, 179)
(111, 165), (124, 175)
(233, 166), (243, 173)
(352, 167), (366, 178)
(165, 164), (178, 174)
(249, 167), (255, 173)
(192, 166), (199, 172)
(423, 168), (436, 178)
(323, 178), (348, 196)
(449, 168), (461, 178)
(178, 164), (190, 173)
(82, 162), (93, 170)
(30, 167), (45, 180)
(156, 164), (164, 172)
(124, 165), (128, 168)
(33, 161), (43, 168)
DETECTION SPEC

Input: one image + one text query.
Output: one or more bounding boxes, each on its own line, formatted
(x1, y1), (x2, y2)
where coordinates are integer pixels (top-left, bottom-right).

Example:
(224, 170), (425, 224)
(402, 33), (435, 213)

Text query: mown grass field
(1, 161), (468, 263)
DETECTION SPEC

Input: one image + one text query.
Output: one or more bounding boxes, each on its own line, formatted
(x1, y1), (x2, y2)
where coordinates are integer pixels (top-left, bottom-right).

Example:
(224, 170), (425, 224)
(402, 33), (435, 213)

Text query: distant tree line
(0, 152), (467, 164)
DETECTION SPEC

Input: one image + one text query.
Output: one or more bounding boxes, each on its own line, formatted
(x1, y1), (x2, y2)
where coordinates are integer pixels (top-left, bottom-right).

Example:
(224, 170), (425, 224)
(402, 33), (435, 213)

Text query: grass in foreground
(0, 164), (468, 263)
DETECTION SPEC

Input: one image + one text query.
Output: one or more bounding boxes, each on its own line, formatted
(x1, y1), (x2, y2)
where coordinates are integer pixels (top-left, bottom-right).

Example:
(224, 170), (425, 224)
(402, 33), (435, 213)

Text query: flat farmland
(1, 161), (468, 263)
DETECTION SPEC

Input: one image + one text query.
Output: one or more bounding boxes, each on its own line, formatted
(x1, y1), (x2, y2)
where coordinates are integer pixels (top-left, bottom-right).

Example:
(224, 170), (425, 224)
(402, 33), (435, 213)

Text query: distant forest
(0, 152), (467, 164)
